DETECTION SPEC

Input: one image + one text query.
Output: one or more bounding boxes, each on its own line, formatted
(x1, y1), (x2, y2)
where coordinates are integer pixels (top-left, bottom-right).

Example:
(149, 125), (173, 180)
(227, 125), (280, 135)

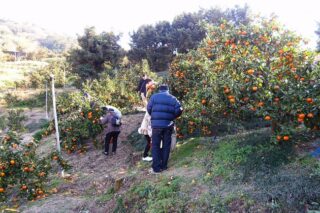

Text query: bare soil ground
(20, 113), (146, 213)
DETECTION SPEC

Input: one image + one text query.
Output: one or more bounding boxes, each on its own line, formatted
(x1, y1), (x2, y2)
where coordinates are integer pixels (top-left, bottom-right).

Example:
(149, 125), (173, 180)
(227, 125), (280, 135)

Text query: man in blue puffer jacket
(147, 84), (183, 174)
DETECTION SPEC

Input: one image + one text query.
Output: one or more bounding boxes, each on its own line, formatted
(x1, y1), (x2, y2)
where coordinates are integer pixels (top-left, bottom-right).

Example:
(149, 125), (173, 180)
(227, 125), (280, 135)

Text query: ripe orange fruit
(23, 167), (29, 172)
(247, 69), (254, 75)
(224, 88), (230, 94)
(306, 98), (313, 103)
(0, 188), (5, 193)
(201, 99), (207, 105)
(243, 97), (249, 102)
(307, 113), (314, 118)
(257, 102), (264, 107)
(283, 136), (289, 141)
(276, 135), (282, 141)
(0, 172), (5, 177)
(37, 190), (44, 195)
(227, 95), (234, 99)
(231, 58), (236, 62)
(250, 107), (256, 111)
(52, 156), (59, 160)
(39, 172), (46, 177)
(274, 97), (280, 102)
(21, 185), (28, 190)
(300, 77), (305, 81)
(220, 24), (225, 29)
(241, 31), (247, 35)
(12, 143), (18, 149)
(298, 118), (304, 123)
(252, 86), (258, 92)
(264, 116), (271, 121)
(298, 114), (305, 119)
(10, 160), (15, 165)
(244, 78), (250, 83)
(229, 98), (236, 103)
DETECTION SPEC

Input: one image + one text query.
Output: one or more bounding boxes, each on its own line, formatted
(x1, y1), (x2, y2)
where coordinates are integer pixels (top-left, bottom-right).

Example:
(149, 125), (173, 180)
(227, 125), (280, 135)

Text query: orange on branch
(283, 136), (290, 141)
(264, 116), (271, 121)
(307, 113), (314, 118)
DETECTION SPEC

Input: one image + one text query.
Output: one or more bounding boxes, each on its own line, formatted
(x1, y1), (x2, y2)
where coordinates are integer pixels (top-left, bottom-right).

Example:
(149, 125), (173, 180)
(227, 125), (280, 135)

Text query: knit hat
(159, 84), (169, 91)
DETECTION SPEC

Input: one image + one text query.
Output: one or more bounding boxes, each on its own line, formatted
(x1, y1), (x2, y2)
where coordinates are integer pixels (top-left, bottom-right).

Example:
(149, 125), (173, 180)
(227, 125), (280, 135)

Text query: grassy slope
(0, 61), (47, 89)
(118, 128), (320, 213)
(2, 112), (318, 212)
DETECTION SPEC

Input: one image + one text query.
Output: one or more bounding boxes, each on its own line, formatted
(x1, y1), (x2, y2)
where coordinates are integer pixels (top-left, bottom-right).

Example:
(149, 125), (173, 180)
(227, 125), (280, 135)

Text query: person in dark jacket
(147, 84), (183, 173)
(100, 108), (121, 156)
(137, 74), (147, 94)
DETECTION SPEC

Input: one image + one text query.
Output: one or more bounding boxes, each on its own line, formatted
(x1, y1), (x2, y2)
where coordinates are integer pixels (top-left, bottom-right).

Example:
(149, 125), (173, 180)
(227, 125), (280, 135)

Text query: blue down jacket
(147, 91), (183, 128)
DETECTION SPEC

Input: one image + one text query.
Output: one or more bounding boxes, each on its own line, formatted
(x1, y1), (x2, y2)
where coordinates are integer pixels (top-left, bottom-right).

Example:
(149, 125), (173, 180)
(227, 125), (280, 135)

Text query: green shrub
(0, 116), (7, 130)
(125, 177), (187, 212)
(7, 109), (27, 132)
(4, 93), (19, 107)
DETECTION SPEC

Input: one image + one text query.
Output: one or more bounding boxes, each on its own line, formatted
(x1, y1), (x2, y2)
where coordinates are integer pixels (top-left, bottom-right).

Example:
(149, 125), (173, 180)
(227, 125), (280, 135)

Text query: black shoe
(103, 152), (109, 156)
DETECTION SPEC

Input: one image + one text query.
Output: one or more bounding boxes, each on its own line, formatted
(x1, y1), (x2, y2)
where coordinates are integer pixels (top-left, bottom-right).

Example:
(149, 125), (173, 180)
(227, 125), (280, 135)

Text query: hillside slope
(0, 19), (75, 54)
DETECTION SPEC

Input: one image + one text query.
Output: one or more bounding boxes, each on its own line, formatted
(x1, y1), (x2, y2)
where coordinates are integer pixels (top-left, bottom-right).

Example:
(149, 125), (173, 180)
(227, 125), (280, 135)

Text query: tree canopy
(128, 5), (250, 72)
(68, 27), (124, 83)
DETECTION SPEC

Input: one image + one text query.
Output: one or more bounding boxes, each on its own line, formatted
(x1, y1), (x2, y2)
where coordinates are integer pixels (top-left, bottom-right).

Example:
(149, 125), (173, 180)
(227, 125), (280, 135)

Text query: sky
(0, 0), (319, 50)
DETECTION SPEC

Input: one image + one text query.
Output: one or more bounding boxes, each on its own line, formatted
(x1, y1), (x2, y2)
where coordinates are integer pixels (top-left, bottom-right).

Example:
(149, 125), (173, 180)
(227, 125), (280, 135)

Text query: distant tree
(68, 27), (124, 82)
(128, 21), (172, 71)
(171, 13), (206, 54)
(128, 6), (250, 71)
(316, 22), (320, 52)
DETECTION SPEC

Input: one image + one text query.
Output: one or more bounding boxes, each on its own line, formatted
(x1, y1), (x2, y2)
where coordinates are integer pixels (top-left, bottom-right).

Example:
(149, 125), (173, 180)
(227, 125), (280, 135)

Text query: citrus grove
(169, 16), (320, 142)
(0, 131), (69, 202)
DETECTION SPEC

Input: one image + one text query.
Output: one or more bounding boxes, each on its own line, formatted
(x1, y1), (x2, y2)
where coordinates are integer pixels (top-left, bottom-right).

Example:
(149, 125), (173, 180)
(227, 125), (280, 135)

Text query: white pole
(63, 65), (66, 89)
(45, 82), (49, 119)
(50, 74), (64, 176)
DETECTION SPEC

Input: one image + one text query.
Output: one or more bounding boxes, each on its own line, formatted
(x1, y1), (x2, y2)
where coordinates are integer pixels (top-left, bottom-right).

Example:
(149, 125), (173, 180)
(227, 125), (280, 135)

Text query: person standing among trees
(100, 108), (122, 156)
(138, 111), (153, 162)
(147, 84), (183, 174)
(137, 73), (147, 95)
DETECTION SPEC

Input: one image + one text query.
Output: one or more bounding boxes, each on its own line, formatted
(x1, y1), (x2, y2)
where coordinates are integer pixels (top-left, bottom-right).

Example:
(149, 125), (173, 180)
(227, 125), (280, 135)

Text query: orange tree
(56, 92), (103, 154)
(169, 16), (320, 142)
(54, 60), (159, 154)
(0, 131), (69, 202)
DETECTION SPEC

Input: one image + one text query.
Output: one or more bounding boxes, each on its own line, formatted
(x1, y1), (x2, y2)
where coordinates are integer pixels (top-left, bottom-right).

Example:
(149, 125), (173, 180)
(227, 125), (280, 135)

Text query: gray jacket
(100, 112), (121, 134)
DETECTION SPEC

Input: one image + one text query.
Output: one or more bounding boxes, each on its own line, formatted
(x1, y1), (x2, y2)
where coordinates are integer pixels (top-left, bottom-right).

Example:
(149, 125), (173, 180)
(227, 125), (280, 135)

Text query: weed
(0, 115), (7, 130)
(169, 138), (203, 167)
(7, 109), (27, 131)
(125, 127), (145, 152)
(125, 177), (187, 213)
(97, 187), (115, 203)
(114, 196), (126, 213)
(25, 118), (48, 132)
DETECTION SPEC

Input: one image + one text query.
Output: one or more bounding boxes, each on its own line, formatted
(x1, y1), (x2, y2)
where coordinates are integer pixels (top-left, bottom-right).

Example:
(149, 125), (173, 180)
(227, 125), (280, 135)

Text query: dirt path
(20, 113), (145, 213)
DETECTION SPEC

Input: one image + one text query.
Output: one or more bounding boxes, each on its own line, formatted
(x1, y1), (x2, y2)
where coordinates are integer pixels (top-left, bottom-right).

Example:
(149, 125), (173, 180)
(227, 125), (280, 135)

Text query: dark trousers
(105, 131), (120, 153)
(151, 127), (173, 172)
(143, 135), (151, 157)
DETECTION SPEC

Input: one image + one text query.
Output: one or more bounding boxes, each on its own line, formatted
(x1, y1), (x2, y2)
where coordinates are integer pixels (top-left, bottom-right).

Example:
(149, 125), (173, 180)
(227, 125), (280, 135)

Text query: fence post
(45, 81), (49, 119)
(50, 74), (64, 176)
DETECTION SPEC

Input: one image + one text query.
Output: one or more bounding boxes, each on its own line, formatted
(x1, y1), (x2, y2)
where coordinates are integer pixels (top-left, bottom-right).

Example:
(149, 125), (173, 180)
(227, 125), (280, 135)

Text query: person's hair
(159, 84), (169, 91)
